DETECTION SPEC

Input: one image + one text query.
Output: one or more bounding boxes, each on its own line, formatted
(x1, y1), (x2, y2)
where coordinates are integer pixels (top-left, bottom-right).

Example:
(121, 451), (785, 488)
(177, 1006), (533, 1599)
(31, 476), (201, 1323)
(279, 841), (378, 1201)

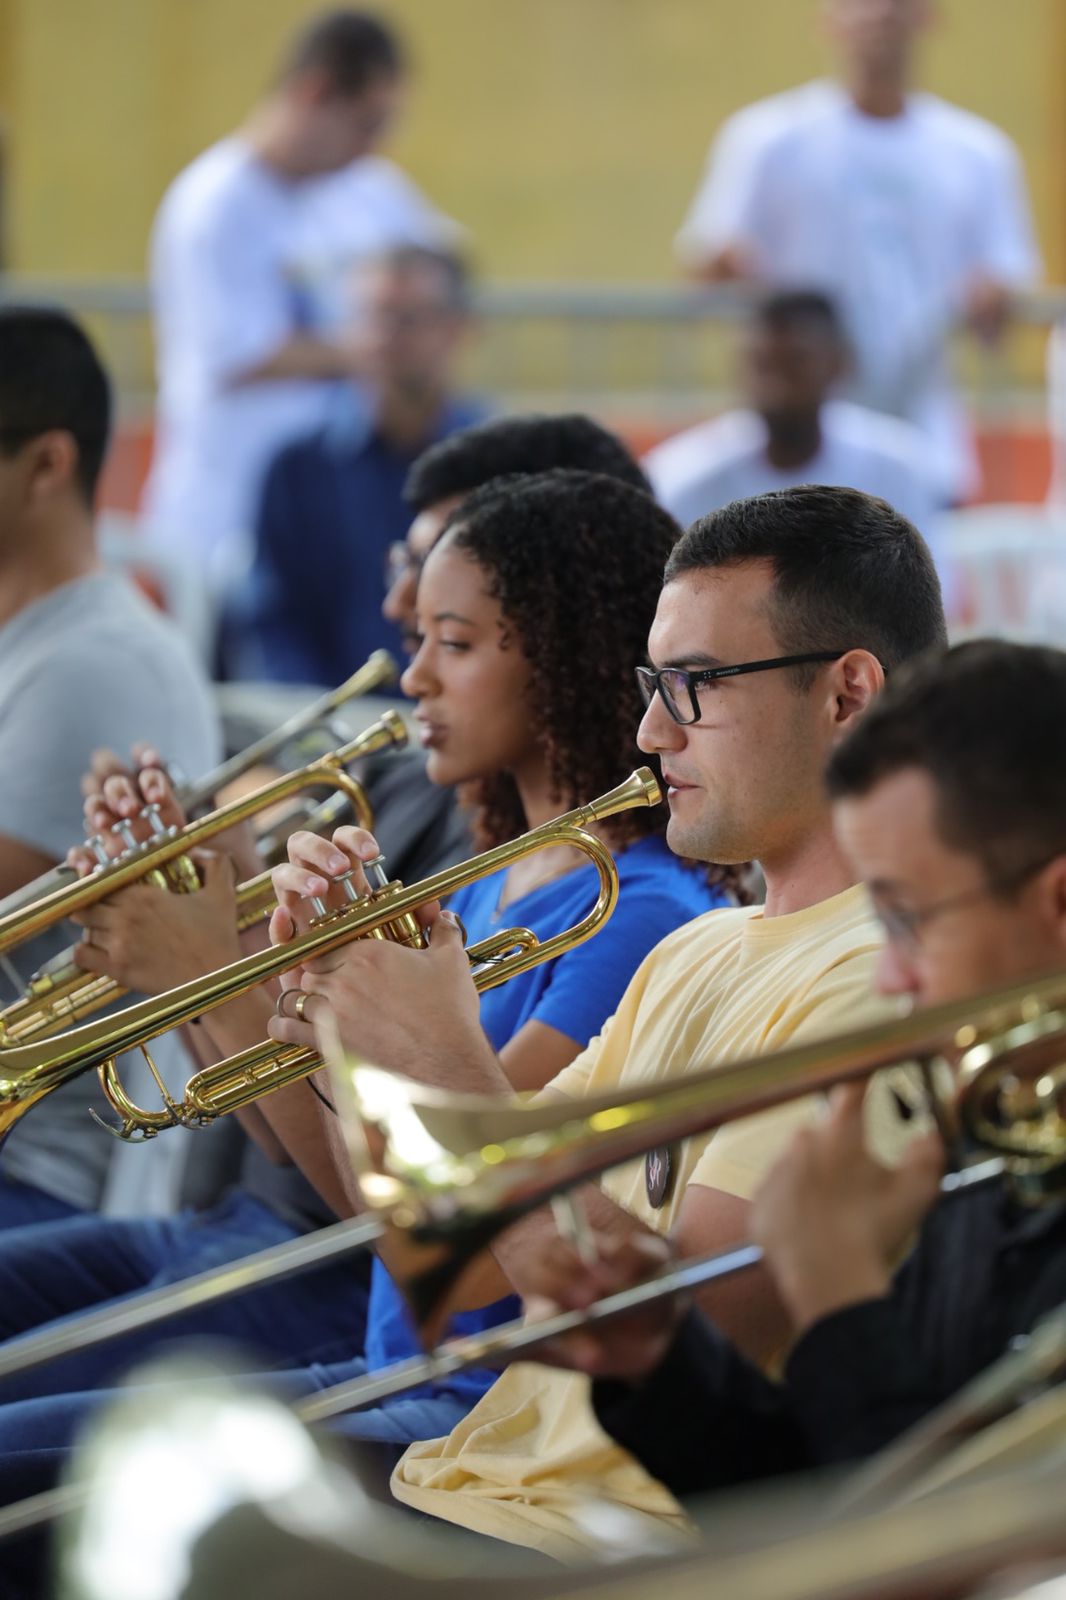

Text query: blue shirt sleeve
(522, 859), (719, 1047)
(452, 839), (723, 1054)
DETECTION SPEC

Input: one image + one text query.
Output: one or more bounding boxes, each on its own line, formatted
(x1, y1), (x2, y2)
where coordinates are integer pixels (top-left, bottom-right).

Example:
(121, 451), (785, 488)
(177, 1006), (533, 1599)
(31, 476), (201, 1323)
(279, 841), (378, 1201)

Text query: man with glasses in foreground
(269, 484), (946, 1560)
(525, 638), (1066, 1501)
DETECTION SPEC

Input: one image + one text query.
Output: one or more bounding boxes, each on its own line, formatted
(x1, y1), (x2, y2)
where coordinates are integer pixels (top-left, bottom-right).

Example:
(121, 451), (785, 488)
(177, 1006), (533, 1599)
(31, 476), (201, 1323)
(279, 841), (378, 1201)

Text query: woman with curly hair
(261, 467), (728, 1456)
(0, 470), (727, 1541)
(280, 467), (728, 1092)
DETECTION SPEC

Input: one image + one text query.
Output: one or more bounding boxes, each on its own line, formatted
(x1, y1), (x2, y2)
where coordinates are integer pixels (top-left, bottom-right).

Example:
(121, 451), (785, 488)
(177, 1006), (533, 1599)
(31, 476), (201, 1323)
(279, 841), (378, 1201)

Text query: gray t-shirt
(0, 571), (221, 1209)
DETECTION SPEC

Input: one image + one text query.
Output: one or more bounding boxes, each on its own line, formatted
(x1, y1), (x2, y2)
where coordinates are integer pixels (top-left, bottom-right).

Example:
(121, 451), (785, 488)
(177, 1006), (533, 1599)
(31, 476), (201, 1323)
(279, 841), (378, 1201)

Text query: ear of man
(830, 649), (885, 731)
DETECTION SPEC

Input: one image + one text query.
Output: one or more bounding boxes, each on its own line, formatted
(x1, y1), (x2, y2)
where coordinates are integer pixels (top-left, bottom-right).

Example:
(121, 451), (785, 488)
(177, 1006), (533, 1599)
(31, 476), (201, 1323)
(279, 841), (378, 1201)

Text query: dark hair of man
(444, 470), (677, 855)
(365, 245), (470, 313)
(404, 413), (652, 511)
(827, 639), (1066, 885)
(754, 288), (844, 344)
(280, 9), (404, 94)
(664, 484), (947, 680)
(0, 306), (112, 507)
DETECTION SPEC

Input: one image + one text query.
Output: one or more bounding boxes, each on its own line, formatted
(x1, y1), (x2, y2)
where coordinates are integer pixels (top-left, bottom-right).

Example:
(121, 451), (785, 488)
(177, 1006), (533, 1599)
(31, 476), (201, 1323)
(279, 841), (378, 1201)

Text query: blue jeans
(0, 1374), (480, 1600)
(0, 1174), (82, 1231)
(0, 1189), (371, 1403)
(0, 1196), (476, 1600)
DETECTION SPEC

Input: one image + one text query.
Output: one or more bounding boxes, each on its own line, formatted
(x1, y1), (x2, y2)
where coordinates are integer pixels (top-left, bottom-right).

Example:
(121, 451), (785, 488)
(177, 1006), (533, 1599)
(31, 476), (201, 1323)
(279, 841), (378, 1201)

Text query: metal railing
(1, 274), (1061, 429)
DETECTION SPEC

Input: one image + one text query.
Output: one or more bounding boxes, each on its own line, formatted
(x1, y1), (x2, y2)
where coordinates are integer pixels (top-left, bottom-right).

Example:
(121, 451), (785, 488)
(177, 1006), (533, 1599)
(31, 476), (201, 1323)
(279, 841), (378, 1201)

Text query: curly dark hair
(404, 413), (651, 511)
(442, 470), (670, 854)
(439, 469), (743, 902)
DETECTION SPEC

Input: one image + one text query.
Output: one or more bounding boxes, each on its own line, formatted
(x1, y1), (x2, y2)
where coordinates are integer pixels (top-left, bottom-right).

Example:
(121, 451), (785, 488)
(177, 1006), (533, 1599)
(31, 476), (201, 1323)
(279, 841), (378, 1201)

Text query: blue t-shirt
(222, 394), (486, 684)
(364, 834), (726, 1403)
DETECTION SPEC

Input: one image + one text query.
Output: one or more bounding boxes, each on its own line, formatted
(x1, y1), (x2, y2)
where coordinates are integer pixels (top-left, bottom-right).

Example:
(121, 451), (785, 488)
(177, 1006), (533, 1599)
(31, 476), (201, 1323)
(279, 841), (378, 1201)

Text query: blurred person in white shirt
(675, 0), (1040, 503)
(646, 290), (947, 586)
(143, 9), (457, 593)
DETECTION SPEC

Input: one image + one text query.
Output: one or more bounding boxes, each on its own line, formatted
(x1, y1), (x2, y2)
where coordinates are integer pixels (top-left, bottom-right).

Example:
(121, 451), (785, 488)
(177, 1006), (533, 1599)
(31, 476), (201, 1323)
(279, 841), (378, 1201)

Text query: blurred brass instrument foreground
(0, 931), (1062, 1400)
(0, 767), (661, 1148)
(52, 1351), (1066, 1600)
(0, 648), (398, 923)
(0, 706), (409, 1054)
(315, 958), (1066, 1360)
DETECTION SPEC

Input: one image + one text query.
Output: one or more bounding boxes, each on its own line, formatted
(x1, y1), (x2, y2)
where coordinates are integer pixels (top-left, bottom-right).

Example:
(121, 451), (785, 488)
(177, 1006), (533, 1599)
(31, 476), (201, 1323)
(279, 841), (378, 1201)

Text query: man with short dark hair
(647, 291), (939, 542)
(143, 9), (457, 586)
(0, 306), (219, 1226)
(268, 483), (947, 1560)
(223, 245), (483, 683)
(529, 638), (1066, 1503)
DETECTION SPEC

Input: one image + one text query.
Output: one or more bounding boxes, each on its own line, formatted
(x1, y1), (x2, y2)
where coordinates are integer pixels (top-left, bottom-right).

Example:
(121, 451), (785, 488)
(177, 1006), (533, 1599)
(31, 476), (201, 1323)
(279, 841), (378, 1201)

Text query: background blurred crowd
(1, 0), (1062, 685)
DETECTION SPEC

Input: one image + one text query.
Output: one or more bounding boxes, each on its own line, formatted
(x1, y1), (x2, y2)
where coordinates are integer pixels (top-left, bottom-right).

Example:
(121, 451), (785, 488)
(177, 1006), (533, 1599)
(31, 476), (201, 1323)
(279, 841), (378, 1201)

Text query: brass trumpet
(0, 649), (398, 921)
(0, 709), (409, 1048)
(0, 768), (661, 1145)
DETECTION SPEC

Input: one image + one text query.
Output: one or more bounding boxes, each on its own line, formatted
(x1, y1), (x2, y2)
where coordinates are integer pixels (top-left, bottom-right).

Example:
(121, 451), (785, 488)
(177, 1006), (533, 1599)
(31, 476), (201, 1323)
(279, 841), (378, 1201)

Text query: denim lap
(0, 1190), (371, 1405)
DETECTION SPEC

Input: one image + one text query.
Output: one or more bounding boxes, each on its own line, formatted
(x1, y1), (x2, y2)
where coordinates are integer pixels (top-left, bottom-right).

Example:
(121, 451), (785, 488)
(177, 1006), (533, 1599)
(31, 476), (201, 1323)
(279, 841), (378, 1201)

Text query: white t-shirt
(676, 83), (1040, 499)
(646, 398), (941, 547)
(143, 140), (457, 584)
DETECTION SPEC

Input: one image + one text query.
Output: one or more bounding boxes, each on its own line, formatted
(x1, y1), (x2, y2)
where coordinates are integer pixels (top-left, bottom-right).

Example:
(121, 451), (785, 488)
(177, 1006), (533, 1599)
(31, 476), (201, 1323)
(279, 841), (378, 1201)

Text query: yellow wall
(1, 0), (1062, 281)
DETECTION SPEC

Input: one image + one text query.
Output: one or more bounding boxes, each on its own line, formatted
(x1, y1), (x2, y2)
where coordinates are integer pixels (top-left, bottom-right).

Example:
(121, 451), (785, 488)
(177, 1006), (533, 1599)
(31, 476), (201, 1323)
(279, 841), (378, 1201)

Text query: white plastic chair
(934, 504), (1066, 645)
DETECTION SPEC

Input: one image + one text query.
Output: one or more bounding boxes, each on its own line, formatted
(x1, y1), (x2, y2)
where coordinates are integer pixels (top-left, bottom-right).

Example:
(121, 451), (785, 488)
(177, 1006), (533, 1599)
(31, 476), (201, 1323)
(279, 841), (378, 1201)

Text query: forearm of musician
(0, 835), (56, 901)
(176, 1008), (288, 1165)
(252, 1077), (356, 1217)
(233, 1103), (289, 1165)
(316, 1079), (366, 1216)
(498, 1019), (584, 1092)
(674, 1184), (792, 1367)
(441, 1182), (652, 1316)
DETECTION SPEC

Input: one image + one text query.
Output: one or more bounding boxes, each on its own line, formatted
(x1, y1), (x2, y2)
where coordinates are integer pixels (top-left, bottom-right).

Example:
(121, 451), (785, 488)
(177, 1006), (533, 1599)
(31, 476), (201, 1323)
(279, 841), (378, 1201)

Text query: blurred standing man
(143, 10), (456, 592)
(676, 0), (1040, 503)
(223, 246), (484, 684)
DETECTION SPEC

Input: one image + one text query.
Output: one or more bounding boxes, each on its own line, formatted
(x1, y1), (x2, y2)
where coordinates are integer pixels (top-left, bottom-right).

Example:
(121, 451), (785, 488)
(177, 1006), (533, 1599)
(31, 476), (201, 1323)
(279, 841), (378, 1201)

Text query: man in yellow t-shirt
(270, 483), (947, 1558)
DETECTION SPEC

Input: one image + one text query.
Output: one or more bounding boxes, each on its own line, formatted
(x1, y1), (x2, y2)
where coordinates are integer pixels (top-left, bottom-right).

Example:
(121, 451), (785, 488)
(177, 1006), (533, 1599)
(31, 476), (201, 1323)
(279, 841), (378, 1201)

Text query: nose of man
(637, 693), (686, 755)
(874, 938), (922, 1005)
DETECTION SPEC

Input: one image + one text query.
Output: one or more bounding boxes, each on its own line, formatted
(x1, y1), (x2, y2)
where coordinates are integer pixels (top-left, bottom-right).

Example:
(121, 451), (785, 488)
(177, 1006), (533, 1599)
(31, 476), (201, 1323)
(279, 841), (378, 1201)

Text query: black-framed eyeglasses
(384, 542), (424, 588)
(872, 852), (1063, 954)
(635, 651), (848, 726)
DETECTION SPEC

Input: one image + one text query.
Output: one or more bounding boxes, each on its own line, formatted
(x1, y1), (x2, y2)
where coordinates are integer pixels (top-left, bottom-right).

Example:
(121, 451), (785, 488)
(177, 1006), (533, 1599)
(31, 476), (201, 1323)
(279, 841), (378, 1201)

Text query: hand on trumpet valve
(78, 742), (165, 802)
(269, 823), (385, 933)
(70, 850), (242, 994)
(267, 825), (484, 1079)
(750, 1083), (945, 1337)
(523, 1229), (685, 1382)
(70, 754), (189, 875)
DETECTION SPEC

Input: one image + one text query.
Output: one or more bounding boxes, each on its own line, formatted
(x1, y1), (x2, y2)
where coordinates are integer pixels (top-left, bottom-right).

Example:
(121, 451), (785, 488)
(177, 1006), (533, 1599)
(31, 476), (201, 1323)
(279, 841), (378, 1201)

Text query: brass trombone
(0, 649), (398, 922)
(0, 945), (1061, 1395)
(0, 708), (409, 1048)
(328, 964), (1066, 1352)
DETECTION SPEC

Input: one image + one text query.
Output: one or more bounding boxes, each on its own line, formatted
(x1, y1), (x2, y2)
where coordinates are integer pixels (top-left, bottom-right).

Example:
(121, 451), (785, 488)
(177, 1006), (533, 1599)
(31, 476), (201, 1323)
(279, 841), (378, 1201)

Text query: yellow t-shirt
(391, 885), (902, 1562)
